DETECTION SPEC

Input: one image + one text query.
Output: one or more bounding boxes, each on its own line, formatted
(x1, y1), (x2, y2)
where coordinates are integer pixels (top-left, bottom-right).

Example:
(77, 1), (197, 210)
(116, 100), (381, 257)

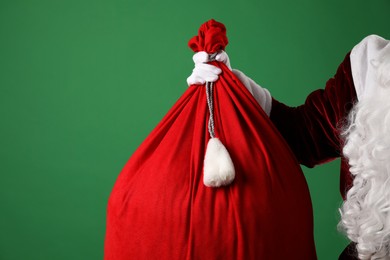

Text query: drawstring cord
(206, 82), (215, 138)
(206, 52), (218, 139)
(203, 52), (235, 187)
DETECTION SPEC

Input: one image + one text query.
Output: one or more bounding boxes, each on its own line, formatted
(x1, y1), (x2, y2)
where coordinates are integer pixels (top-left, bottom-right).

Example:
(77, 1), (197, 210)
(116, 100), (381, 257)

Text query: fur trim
(203, 138), (235, 187)
(350, 35), (389, 100)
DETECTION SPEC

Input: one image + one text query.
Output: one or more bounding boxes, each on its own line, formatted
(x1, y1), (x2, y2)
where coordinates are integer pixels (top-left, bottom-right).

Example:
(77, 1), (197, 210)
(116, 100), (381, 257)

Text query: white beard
(340, 54), (390, 260)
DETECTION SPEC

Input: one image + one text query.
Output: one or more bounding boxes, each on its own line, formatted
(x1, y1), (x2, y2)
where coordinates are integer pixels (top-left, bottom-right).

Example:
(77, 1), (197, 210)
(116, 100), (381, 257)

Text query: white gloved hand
(187, 50), (272, 116)
(187, 52), (222, 86)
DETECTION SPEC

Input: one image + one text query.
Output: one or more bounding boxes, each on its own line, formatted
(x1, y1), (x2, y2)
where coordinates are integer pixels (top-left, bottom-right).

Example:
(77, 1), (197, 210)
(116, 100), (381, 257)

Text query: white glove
(232, 69), (272, 116)
(215, 50), (232, 70)
(187, 51), (232, 86)
(187, 52), (222, 86)
(187, 51), (272, 116)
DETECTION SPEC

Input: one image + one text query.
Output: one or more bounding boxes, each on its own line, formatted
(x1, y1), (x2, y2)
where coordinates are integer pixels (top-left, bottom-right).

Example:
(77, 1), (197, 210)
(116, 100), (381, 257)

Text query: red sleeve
(270, 53), (357, 169)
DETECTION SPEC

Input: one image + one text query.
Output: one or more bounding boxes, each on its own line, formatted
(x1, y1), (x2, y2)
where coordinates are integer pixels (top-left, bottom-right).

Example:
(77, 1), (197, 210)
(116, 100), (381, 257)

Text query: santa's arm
(269, 34), (388, 168)
(186, 36), (387, 168)
(186, 51), (356, 167)
(269, 53), (357, 167)
(208, 52), (357, 167)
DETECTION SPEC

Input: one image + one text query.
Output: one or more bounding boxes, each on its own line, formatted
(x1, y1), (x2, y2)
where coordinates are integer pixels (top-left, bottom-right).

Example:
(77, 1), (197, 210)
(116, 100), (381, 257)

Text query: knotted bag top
(188, 19), (228, 54)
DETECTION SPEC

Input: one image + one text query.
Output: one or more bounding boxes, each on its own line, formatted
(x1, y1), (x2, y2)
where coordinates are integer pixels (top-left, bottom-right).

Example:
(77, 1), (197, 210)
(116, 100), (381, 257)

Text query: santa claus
(188, 34), (390, 259)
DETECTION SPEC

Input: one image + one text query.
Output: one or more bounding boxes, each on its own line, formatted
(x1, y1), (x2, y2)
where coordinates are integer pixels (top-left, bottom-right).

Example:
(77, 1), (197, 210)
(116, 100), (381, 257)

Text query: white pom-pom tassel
(204, 137), (235, 187)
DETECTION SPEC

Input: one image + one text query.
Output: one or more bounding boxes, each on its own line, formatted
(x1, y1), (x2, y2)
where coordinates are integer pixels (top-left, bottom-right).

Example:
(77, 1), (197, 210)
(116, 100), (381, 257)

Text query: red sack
(104, 19), (316, 260)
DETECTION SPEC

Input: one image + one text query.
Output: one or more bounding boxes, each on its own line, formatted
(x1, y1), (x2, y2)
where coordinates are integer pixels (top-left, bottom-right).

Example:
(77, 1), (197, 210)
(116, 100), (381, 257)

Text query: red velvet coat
(270, 53), (357, 200)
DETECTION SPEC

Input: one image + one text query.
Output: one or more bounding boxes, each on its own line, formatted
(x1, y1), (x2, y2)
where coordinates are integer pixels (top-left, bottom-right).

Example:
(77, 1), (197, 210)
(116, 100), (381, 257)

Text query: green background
(0, 0), (389, 259)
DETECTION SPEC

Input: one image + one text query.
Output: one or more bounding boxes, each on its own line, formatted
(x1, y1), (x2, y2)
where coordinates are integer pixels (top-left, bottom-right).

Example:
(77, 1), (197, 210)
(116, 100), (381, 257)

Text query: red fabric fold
(188, 19), (228, 53)
(104, 20), (316, 260)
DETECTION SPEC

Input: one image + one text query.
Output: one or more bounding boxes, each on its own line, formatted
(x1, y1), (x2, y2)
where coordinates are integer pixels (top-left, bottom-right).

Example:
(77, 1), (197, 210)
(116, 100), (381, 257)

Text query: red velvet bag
(104, 19), (316, 260)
